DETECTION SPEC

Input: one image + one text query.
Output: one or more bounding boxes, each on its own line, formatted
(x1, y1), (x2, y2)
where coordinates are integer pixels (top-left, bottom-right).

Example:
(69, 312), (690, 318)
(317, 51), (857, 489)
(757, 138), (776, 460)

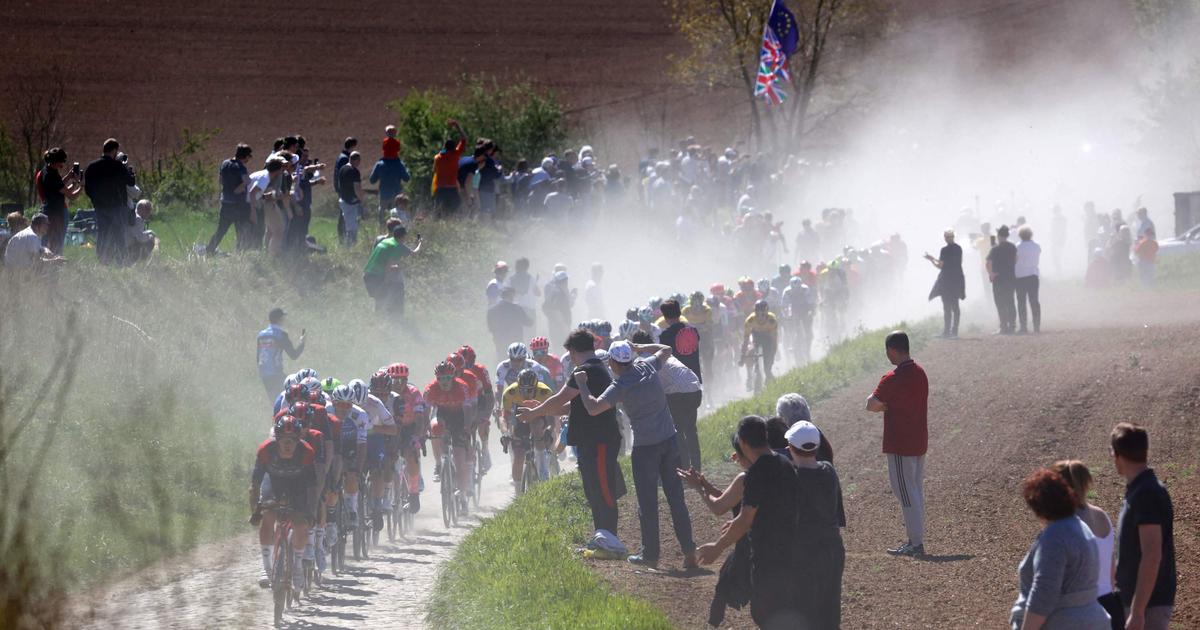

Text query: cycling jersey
(501, 381), (553, 417)
(332, 403), (370, 458)
(533, 353), (564, 387)
(424, 378), (472, 447)
(733, 290), (761, 315)
(360, 393), (395, 431)
(744, 312), (779, 336)
(781, 284), (814, 317)
(252, 439), (317, 486)
(681, 304), (712, 327)
(495, 359), (553, 390)
(390, 384), (427, 425)
(256, 324), (299, 378)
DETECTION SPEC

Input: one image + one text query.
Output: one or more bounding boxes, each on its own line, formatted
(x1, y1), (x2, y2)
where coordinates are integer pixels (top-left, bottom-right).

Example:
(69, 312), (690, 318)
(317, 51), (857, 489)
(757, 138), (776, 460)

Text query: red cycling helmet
(710, 282), (725, 295)
(386, 362), (409, 379)
(529, 336), (550, 352)
(457, 345), (476, 365)
(448, 353), (465, 370)
(306, 387), (324, 403)
(369, 370), (392, 392)
(274, 415), (303, 438)
(434, 361), (456, 377)
(286, 383), (307, 402)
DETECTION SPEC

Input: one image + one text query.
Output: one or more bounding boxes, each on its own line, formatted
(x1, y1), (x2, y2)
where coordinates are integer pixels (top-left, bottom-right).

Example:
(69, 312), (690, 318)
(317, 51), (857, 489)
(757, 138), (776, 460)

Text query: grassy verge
(427, 319), (935, 629)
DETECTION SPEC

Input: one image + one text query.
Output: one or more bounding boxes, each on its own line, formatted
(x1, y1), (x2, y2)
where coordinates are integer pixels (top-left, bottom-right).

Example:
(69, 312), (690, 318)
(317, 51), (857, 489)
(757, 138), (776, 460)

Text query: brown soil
(590, 289), (1200, 628)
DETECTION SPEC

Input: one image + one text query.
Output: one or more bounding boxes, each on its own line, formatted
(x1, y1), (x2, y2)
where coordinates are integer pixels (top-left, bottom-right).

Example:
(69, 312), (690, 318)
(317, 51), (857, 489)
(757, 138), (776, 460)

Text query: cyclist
(781, 275), (815, 365)
(362, 373), (398, 531)
(250, 415), (316, 589)
(732, 277), (760, 316)
(636, 307), (661, 342)
(742, 299), (779, 388)
(320, 377), (342, 397)
(424, 360), (474, 512)
(457, 346), (496, 474)
(495, 341), (553, 397)
(529, 336), (564, 388)
(303, 386), (341, 573)
(330, 384), (370, 527)
(682, 291), (714, 378)
(273, 368), (317, 415)
(500, 369), (554, 491)
(386, 362), (427, 513)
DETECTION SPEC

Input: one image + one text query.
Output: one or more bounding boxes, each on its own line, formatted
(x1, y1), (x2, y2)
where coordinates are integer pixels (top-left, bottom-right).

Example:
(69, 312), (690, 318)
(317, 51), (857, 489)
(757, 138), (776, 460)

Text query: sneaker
(405, 493), (420, 514)
(258, 569), (272, 588)
(683, 552), (698, 570)
(627, 554), (658, 567)
(887, 541), (925, 557)
(432, 469), (441, 483)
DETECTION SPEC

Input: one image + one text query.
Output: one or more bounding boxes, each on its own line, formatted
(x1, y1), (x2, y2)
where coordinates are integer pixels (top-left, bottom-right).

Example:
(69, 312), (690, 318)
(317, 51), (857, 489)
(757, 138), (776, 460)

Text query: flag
(754, 0), (797, 106)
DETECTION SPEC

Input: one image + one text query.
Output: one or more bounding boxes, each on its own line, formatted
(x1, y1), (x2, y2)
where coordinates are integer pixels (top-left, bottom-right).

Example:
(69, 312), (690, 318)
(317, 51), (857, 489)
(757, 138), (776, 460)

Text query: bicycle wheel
(284, 535), (296, 611)
(272, 540), (288, 625)
(385, 478), (397, 542)
(522, 454), (538, 494)
(358, 490), (371, 560)
(471, 441), (483, 509)
(440, 454), (454, 528)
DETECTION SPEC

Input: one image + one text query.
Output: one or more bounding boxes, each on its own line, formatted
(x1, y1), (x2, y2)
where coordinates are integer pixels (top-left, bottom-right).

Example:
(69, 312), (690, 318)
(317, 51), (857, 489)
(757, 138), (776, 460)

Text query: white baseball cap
(554, 270), (568, 281)
(784, 421), (821, 452)
(607, 340), (634, 364)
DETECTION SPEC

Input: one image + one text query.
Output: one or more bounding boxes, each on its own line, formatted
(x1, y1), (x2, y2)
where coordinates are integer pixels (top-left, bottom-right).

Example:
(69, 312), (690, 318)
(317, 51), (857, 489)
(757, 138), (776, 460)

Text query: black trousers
(287, 203), (312, 252)
(207, 202), (253, 254)
(940, 295), (960, 335)
(992, 279), (1017, 332)
(1014, 275), (1041, 332)
(666, 391), (703, 471)
(576, 440), (621, 533)
(94, 207), (128, 265)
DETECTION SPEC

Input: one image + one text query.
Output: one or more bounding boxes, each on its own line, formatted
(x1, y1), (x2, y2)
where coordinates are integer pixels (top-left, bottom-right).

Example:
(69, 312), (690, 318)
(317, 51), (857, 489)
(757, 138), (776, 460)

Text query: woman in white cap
(785, 420), (846, 629)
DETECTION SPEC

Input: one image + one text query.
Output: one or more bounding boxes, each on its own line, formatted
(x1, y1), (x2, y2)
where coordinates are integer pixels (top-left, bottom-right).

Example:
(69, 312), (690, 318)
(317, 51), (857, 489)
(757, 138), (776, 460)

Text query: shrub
(137, 128), (220, 216)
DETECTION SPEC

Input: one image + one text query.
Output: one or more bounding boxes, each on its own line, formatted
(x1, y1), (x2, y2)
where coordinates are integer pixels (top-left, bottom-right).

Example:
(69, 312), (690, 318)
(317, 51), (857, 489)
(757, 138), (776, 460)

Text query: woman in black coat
(924, 228), (966, 338)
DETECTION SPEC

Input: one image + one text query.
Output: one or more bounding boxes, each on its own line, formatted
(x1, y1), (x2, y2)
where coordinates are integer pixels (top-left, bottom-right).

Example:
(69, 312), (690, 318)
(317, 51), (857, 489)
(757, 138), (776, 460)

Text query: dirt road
(74, 447), (522, 630)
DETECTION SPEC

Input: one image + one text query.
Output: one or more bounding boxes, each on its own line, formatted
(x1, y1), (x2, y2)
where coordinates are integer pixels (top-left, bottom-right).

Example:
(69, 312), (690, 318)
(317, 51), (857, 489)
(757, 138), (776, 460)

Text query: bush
(389, 76), (568, 205)
(137, 128), (220, 216)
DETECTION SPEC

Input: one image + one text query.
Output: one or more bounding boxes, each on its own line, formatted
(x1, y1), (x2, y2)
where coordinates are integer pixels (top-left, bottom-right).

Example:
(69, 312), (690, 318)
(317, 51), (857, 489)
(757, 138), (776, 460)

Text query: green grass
(1156, 250), (1200, 289)
(427, 319), (935, 629)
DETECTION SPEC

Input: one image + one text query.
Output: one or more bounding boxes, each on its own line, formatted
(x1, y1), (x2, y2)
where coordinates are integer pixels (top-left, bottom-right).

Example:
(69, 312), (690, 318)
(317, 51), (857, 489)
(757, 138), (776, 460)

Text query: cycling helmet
(347, 378), (369, 405)
(286, 383), (307, 403)
(690, 290), (704, 304)
(757, 278), (771, 293)
(386, 363), (409, 379)
(283, 373), (301, 390)
(789, 276), (803, 288)
(779, 263), (791, 275)
(448, 353), (466, 372)
(458, 345), (477, 366)
(737, 276), (754, 289)
(516, 368), (538, 391)
(669, 293), (685, 305)
(648, 296), (663, 311)
(625, 307), (639, 322)
(321, 377), (342, 394)
(507, 342), (528, 360)
(331, 384), (356, 403)
(274, 414), (303, 438)
(755, 299), (769, 312)
(300, 376), (321, 397)
(288, 401), (312, 423)
(618, 320), (639, 339)
(434, 360), (456, 377)
(369, 370), (392, 393)
(529, 336), (550, 352)
(306, 386), (324, 404)
(295, 368), (318, 381)
(597, 320), (612, 338)
(710, 282), (725, 295)
(595, 348), (610, 362)
(637, 307), (653, 323)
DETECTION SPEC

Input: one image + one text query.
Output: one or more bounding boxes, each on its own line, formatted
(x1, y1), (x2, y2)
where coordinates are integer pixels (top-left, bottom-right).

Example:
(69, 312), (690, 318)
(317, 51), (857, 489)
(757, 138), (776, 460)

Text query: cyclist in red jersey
(251, 415), (317, 589)
(458, 345), (496, 473)
(448, 353), (484, 473)
(529, 336), (564, 388)
(424, 361), (474, 509)
(386, 362), (427, 513)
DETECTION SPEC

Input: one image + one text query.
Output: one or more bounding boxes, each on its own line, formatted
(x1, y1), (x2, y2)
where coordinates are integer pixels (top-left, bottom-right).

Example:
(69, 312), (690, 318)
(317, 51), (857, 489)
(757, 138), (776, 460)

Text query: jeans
(1015, 275), (1040, 332)
(666, 391), (703, 471)
(630, 435), (695, 560)
(207, 202), (253, 254)
(339, 200), (363, 244)
(992, 278), (1017, 333)
(940, 295), (960, 336)
(576, 441), (621, 533)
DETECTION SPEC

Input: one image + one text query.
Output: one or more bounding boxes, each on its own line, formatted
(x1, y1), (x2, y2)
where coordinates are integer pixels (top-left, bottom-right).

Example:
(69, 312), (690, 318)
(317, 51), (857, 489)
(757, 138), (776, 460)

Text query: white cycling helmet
(295, 367), (318, 381)
(508, 342), (528, 360)
(331, 384), (356, 403)
(283, 372), (301, 389)
(348, 378), (369, 405)
(300, 376), (322, 397)
(618, 320), (639, 339)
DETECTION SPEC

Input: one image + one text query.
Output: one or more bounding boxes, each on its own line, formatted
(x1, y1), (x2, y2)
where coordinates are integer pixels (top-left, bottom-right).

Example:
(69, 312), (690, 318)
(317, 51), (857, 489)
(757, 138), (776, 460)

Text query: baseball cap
(554, 270), (568, 281)
(495, 260), (508, 271)
(607, 340), (633, 364)
(784, 421), (821, 452)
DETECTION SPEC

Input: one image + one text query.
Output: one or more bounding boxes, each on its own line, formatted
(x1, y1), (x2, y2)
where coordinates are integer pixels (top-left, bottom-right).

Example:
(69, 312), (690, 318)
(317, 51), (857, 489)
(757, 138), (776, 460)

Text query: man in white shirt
(1014, 225), (1042, 334)
(4, 214), (65, 269)
(486, 260), (508, 308)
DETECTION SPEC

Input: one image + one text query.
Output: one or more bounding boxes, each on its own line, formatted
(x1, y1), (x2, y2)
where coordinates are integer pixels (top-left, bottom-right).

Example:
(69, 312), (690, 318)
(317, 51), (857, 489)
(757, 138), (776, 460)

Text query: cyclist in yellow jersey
(682, 291), (715, 385)
(499, 369), (554, 489)
(742, 299), (779, 386)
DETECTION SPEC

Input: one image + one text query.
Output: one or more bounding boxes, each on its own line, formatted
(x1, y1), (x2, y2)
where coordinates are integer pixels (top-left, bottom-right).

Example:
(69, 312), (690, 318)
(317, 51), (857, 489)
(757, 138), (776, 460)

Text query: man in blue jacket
(257, 307), (306, 397)
(368, 134), (410, 232)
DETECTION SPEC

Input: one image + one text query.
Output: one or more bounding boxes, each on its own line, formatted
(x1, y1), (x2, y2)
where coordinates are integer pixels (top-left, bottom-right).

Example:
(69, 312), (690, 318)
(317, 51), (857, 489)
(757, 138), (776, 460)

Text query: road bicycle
(328, 483), (348, 576)
(257, 501), (302, 626)
(440, 440), (459, 528)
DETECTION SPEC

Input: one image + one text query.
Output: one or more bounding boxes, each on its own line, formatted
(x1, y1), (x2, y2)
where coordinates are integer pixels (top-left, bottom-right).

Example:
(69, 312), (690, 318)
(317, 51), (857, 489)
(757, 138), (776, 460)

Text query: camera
(71, 162), (81, 176)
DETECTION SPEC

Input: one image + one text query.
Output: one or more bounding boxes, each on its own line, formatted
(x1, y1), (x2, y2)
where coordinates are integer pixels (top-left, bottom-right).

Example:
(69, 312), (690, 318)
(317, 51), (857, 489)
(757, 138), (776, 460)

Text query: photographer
(363, 224), (422, 318)
(36, 147), (83, 255)
(83, 138), (136, 264)
(207, 143), (256, 254)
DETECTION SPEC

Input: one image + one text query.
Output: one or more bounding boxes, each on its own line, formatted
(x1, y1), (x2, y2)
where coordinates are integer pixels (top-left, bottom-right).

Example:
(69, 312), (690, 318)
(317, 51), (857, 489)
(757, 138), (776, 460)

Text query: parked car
(1158, 223), (1200, 257)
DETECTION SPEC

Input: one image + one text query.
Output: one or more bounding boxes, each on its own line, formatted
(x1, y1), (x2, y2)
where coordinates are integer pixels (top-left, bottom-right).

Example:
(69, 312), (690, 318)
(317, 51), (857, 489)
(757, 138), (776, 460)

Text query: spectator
(518, 330), (626, 549)
(1109, 225), (1133, 284)
(486, 260), (508, 308)
(36, 147), (82, 255)
(1010, 468), (1111, 630)
(1111, 423), (1175, 630)
(476, 141), (502, 220)
(784, 420), (845, 629)
(775, 392), (812, 424)
(0, 212), (27, 262)
(387, 193), (411, 226)
(543, 179), (572, 217)
(376, 217), (402, 246)
(925, 228), (965, 339)
(368, 135), (410, 231)
(83, 138), (136, 264)
(1133, 228), (1158, 288)
(333, 137), (357, 240)
(289, 145), (326, 252)
(432, 120), (467, 217)
(126, 199), (157, 262)
(337, 151), (365, 245)
(256, 307), (305, 398)
(1015, 225), (1042, 334)
(1132, 207), (1155, 239)
(696, 416), (803, 628)
(4, 213), (65, 269)
(1052, 460), (1123, 630)
(207, 143), (255, 254)
(575, 340), (696, 568)
(542, 269), (576, 347)
(487, 286), (533, 363)
(509, 257), (539, 338)
(584, 262), (605, 319)
(865, 331), (929, 556)
(986, 224), (1019, 334)
(255, 156), (290, 256)
(362, 225), (422, 318)
(457, 146), (482, 213)
(654, 301), (704, 470)
(630, 329), (702, 470)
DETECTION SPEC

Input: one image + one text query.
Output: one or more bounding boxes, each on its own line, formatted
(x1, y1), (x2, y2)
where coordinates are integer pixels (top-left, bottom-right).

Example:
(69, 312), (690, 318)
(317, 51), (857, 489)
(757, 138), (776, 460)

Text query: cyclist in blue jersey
(257, 307), (306, 398)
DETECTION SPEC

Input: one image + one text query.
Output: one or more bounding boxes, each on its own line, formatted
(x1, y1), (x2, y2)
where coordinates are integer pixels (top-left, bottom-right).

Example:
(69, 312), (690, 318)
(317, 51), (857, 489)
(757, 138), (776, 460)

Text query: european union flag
(768, 0), (799, 58)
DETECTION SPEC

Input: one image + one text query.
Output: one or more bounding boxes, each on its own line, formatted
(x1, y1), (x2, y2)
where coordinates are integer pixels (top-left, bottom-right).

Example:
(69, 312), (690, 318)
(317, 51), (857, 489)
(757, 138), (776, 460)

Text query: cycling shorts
(440, 410), (470, 449)
(260, 474), (314, 522)
(366, 433), (389, 471)
(400, 423), (421, 456)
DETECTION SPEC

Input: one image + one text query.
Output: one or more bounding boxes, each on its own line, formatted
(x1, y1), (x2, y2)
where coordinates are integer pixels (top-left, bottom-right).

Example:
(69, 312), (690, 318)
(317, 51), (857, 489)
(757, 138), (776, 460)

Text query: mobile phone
(301, 328), (306, 336)
(415, 233), (422, 240)
(72, 162), (81, 176)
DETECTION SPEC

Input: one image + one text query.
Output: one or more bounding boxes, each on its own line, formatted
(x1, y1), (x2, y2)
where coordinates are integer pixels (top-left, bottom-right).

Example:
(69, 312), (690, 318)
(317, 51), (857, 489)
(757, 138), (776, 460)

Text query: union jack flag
(755, 27), (789, 105)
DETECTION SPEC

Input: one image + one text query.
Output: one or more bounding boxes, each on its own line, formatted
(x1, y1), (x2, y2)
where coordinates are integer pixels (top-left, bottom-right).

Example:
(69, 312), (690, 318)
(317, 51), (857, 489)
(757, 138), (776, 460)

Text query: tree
(1128, 0), (1200, 175)
(668, 0), (889, 151)
(14, 67), (67, 208)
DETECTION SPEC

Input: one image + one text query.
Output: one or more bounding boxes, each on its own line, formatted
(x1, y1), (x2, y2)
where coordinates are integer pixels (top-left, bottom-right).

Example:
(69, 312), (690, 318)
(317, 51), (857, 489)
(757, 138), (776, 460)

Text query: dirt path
(592, 289), (1200, 628)
(73, 444), (524, 629)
